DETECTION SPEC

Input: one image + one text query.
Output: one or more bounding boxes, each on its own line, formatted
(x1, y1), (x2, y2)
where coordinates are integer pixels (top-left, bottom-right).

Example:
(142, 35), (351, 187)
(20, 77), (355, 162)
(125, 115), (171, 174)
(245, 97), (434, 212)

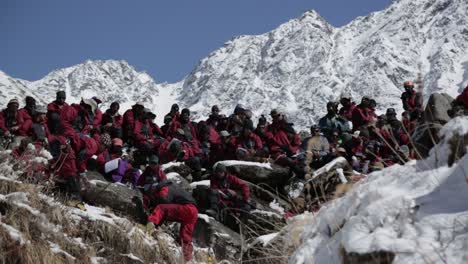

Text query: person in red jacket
(122, 102), (145, 143)
(351, 96), (374, 131)
(29, 105), (50, 146)
(47, 131), (80, 200)
(133, 108), (157, 152)
(269, 124), (301, 160)
(17, 96), (36, 136)
(47, 90), (69, 116)
(145, 179), (198, 262)
(137, 155), (168, 194)
(0, 98), (22, 137)
(231, 120), (263, 160)
(401, 81), (422, 113)
(61, 98), (99, 136)
(167, 108), (199, 145)
(208, 164), (251, 220)
(339, 94), (356, 121)
(102, 101), (123, 138)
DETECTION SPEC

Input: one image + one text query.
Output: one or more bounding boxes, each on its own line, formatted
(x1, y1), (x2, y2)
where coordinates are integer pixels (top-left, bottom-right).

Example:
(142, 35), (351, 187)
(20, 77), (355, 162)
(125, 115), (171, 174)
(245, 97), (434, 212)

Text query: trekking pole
(371, 129), (407, 164)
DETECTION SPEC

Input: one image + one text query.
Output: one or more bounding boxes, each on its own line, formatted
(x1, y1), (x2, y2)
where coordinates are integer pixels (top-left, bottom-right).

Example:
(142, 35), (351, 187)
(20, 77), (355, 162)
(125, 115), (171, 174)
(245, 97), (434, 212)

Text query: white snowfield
(288, 116), (468, 264)
(1, 0), (467, 129)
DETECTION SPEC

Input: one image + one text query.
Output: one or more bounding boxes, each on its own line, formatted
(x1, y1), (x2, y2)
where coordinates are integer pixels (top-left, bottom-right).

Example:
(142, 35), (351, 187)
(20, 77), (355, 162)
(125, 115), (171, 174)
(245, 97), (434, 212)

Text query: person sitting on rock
(0, 98), (22, 138)
(231, 119), (264, 160)
(226, 104), (246, 136)
(29, 105), (49, 147)
(60, 98), (99, 136)
(300, 125), (330, 176)
(269, 123), (301, 160)
(401, 81), (422, 113)
(102, 101), (123, 139)
(351, 96), (374, 132)
(47, 90), (69, 116)
(206, 105), (221, 126)
(17, 96), (36, 137)
(338, 93), (356, 121)
(137, 155), (167, 193)
(167, 108), (199, 146)
(122, 102), (145, 143)
(208, 164), (251, 221)
(318, 101), (340, 140)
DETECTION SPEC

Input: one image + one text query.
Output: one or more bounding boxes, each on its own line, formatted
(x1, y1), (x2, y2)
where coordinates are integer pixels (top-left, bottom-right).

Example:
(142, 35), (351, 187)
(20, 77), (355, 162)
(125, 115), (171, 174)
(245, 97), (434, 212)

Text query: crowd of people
(0, 82), (467, 261)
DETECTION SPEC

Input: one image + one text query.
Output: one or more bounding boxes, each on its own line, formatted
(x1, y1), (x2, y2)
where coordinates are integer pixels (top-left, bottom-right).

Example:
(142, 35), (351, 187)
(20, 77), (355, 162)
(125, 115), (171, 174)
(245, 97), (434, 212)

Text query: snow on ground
(217, 160), (272, 169)
(190, 180), (210, 188)
(288, 116), (468, 264)
(1, 223), (27, 245)
(256, 232), (279, 247)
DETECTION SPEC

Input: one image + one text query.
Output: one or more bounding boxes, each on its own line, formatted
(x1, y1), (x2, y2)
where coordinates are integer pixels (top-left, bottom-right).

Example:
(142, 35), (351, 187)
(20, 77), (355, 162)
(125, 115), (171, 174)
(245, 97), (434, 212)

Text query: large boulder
(193, 214), (242, 262)
(82, 171), (144, 221)
(424, 93), (454, 124)
(216, 160), (291, 190)
(413, 93), (455, 158)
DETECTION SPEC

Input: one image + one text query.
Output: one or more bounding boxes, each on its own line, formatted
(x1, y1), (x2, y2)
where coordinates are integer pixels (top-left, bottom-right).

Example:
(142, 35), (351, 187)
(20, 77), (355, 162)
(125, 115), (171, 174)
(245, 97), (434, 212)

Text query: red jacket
(77, 137), (100, 173)
(138, 166), (169, 198)
(61, 104), (98, 135)
(17, 108), (33, 136)
(351, 105), (373, 130)
(47, 101), (69, 115)
(401, 90), (422, 111)
(230, 133), (263, 153)
(339, 102), (356, 121)
(210, 173), (250, 202)
(269, 130), (301, 158)
(150, 121), (164, 137)
(47, 135), (77, 180)
(167, 120), (199, 143)
(133, 119), (153, 146)
(158, 140), (198, 164)
(123, 109), (136, 138)
(0, 109), (21, 135)
(102, 111), (123, 127)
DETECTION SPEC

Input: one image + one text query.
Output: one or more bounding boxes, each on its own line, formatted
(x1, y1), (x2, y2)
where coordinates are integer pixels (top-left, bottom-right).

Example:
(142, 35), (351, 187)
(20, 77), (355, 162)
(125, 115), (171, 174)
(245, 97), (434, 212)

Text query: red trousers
(148, 203), (198, 261)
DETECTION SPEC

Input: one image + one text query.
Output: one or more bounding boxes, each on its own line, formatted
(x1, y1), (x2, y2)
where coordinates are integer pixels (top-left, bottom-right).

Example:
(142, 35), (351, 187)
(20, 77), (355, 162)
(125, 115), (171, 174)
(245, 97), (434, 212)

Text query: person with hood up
(143, 166), (198, 262)
(208, 164), (251, 219)
(0, 98), (22, 137)
(351, 96), (374, 132)
(122, 102), (145, 143)
(17, 96), (36, 136)
(231, 119), (263, 160)
(61, 98), (99, 136)
(102, 101), (123, 138)
(338, 93), (356, 121)
(47, 90), (69, 116)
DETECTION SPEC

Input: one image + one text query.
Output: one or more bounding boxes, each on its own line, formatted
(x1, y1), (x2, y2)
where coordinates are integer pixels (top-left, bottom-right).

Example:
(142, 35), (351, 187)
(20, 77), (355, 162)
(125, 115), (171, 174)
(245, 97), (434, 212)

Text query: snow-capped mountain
(180, 0), (468, 125)
(1, 0), (467, 128)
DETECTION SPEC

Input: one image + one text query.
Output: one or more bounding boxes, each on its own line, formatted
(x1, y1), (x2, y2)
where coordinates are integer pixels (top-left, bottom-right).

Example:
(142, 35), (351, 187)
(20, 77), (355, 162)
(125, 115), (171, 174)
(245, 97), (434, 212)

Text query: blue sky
(1, 0), (391, 82)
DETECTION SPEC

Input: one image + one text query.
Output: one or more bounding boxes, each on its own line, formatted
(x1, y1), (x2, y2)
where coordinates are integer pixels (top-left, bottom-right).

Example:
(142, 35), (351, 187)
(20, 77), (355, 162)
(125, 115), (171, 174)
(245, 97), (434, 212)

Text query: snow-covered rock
(288, 116), (468, 263)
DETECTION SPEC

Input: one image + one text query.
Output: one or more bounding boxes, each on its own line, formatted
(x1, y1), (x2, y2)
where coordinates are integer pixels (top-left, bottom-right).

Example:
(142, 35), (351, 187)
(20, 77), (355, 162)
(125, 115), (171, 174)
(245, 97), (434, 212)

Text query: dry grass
(0, 176), (180, 264)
